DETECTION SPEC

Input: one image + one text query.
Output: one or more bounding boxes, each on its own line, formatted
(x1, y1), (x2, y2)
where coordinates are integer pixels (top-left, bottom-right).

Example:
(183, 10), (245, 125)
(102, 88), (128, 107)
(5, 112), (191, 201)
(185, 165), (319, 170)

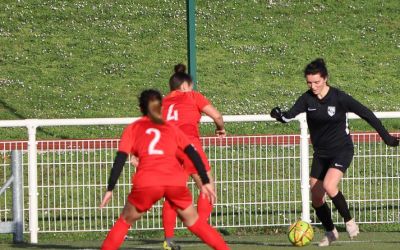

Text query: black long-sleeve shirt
(282, 87), (393, 156)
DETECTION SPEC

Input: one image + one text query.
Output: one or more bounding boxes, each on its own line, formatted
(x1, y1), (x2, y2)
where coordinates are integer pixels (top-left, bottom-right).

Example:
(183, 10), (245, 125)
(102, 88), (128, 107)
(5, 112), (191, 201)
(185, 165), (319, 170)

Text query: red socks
(162, 200), (177, 238)
(188, 218), (230, 250)
(101, 216), (131, 250)
(197, 193), (213, 221)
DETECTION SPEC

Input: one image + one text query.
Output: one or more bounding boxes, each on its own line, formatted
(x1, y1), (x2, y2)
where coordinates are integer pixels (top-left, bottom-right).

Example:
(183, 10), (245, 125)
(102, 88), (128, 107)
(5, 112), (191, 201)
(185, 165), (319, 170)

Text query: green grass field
(1, 0), (400, 139)
(1, 231), (400, 249)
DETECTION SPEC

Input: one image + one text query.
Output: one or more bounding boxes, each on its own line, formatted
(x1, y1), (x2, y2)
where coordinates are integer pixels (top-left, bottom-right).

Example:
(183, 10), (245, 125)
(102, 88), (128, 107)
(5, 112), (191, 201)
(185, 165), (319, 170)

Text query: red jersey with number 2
(162, 90), (210, 140)
(118, 116), (191, 188)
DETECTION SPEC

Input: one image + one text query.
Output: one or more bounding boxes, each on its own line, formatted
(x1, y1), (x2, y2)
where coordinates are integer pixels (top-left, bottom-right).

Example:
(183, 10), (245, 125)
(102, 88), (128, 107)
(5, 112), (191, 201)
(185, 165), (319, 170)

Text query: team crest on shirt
(327, 106), (336, 117)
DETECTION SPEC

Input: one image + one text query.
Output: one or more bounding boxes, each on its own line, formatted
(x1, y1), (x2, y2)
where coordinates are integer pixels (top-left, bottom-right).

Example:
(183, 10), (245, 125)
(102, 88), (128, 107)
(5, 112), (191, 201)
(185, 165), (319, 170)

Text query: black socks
(314, 191), (352, 231)
(330, 191), (352, 223)
(313, 202), (335, 231)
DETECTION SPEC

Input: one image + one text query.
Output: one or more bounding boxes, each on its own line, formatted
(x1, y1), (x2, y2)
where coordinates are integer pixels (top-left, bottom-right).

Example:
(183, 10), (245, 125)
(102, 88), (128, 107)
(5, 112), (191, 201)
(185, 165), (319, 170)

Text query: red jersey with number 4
(162, 90), (210, 140)
(118, 116), (191, 188)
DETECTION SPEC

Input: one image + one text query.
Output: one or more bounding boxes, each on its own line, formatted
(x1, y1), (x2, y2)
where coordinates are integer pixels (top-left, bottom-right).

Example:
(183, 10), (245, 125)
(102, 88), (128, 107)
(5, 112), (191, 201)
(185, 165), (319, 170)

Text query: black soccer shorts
(310, 147), (354, 181)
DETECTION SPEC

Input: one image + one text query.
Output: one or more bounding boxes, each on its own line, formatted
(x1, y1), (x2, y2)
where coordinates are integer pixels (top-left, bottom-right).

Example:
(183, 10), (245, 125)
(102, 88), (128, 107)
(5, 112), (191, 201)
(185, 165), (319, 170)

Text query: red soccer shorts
(176, 140), (211, 175)
(127, 186), (193, 212)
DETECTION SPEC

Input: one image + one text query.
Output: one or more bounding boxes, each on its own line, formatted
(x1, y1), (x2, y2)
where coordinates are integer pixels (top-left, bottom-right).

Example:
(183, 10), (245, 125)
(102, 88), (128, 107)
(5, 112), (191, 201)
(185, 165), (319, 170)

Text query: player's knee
(121, 204), (142, 225)
(177, 205), (198, 227)
(322, 182), (338, 197)
(120, 213), (135, 225)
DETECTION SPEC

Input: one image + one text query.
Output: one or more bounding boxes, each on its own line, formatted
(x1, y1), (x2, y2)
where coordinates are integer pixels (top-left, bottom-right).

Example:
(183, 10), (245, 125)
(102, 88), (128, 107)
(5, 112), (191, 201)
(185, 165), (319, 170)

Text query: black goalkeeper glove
(384, 136), (399, 147)
(270, 107), (285, 123)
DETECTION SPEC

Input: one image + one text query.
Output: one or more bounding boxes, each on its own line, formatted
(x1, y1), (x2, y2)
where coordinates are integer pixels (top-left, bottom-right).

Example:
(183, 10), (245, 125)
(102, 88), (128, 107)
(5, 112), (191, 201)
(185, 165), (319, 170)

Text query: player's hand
(130, 156), (139, 167)
(385, 136), (399, 147)
(200, 183), (216, 205)
(215, 128), (226, 138)
(270, 107), (284, 122)
(99, 191), (113, 208)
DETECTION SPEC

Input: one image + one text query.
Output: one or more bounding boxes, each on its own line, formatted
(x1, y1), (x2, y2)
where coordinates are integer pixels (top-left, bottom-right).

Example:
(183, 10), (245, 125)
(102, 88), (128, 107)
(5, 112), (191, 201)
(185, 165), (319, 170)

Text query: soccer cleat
(345, 219), (359, 239)
(163, 240), (181, 250)
(318, 228), (339, 247)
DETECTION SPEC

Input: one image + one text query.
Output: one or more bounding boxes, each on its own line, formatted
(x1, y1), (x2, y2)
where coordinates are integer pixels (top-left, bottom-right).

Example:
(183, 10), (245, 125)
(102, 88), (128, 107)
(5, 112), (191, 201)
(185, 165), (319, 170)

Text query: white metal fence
(0, 114), (399, 243)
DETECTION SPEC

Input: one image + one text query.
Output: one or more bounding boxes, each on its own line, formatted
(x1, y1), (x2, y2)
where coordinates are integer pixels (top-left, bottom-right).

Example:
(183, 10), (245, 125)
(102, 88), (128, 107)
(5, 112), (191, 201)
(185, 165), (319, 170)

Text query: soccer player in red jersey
(160, 64), (225, 250)
(100, 89), (229, 250)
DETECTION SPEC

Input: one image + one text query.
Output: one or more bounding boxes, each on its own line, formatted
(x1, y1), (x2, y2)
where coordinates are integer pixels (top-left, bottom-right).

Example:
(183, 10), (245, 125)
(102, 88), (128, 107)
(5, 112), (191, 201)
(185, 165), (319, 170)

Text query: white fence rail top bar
(0, 112), (399, 128)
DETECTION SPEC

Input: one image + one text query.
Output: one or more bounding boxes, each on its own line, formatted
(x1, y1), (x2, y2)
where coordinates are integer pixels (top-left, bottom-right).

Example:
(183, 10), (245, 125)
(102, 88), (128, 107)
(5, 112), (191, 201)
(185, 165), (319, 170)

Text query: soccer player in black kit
(270, 58), (399, 247)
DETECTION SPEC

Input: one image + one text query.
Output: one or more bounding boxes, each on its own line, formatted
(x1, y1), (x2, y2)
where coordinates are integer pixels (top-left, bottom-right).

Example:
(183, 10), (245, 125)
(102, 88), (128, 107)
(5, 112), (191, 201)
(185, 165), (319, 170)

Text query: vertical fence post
(299, 114), (311, 222)
(186, 0), (197, 88)
(27, 123), (38, 243)
(11, 150), (23, 243)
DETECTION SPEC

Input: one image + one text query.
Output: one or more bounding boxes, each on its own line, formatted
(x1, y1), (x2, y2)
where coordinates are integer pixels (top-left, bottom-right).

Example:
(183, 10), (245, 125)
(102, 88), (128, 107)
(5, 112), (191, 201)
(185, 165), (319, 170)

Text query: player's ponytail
(304, 58), (329, 79)
(139, 89), (164, 124)
(147, 98), (163, 124)
(169, 63), (192, 91)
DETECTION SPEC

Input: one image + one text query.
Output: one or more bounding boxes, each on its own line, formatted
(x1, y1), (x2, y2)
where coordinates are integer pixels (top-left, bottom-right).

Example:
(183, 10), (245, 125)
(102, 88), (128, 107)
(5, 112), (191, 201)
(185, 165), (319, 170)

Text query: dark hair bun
(313, 58), (325, 66)
(174, 63), (186, 73)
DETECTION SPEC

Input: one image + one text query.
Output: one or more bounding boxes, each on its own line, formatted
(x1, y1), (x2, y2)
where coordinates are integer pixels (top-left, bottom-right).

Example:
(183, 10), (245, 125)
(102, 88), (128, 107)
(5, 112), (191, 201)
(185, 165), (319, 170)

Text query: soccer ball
(288, 220), (314, 247)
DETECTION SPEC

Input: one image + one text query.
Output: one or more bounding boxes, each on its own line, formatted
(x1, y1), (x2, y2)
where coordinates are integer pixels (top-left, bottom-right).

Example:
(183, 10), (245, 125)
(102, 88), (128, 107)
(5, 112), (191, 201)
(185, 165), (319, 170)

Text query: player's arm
(343, 93), (399, 147)
(99, 151), (128, 208)
(107, 152), (129, 191)
(184, 145), (209, 184)
(195, 91), (225, 137)
(183, 144), (216, 204)
(271, 94), (307, 123)
(100, 125), (133, 208)
(202, 104), (225, 137)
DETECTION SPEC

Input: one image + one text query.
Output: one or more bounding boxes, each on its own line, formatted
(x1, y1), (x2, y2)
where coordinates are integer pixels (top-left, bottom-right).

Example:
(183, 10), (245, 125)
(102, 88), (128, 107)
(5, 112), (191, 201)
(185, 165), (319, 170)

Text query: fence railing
(0, 113), (399, 243)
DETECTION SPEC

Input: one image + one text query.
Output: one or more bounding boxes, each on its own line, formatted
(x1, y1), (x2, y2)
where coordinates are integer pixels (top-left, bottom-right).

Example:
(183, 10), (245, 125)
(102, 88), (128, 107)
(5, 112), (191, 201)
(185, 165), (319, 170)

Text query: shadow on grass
(0, 99), (70, 139)
(6, 237), (400, 249)
(8, 242), (92, 249)
(136, 238), (293, 248)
